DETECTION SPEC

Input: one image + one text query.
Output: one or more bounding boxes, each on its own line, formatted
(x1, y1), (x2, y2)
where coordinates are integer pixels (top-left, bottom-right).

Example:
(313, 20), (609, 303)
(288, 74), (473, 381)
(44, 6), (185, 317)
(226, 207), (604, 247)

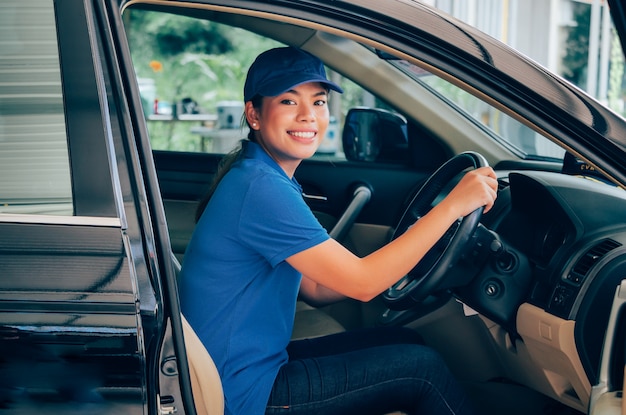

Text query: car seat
(182, 314), (224, 415)
(173, 252), (344, 413)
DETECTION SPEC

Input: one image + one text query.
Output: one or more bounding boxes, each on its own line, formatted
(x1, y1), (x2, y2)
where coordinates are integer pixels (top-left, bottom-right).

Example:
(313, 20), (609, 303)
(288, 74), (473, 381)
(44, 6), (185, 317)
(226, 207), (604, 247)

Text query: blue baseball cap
(243, 47), (343, 102)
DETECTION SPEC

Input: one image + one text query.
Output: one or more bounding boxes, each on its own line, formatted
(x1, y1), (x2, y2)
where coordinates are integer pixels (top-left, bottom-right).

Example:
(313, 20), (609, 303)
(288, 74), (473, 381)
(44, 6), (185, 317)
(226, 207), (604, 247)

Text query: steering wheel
(383, 152), (488, 310)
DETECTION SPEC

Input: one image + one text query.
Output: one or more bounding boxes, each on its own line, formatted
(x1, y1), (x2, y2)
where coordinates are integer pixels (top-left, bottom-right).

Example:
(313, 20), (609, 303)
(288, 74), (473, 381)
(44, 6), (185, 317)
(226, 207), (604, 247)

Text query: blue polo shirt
(179, 141), (329, 415)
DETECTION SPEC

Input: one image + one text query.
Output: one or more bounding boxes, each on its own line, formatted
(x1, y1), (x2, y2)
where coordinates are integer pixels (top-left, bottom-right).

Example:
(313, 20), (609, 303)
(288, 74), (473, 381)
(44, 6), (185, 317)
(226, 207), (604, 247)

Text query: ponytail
(194, 143), (243, 222)
(195, 97), (261, 222)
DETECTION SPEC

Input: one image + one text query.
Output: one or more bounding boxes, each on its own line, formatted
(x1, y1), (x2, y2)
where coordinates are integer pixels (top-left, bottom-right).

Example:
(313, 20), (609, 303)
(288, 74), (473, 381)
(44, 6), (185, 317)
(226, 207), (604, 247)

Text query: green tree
(126, 9), (281, 110)
(124, 8), (281, 150)
(127, 10), (235, 110)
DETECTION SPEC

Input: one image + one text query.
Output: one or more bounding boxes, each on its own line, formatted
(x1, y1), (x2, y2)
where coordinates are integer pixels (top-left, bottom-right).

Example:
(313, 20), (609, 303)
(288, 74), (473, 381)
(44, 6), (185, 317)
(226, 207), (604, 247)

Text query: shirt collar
(242, 141), (302, 189)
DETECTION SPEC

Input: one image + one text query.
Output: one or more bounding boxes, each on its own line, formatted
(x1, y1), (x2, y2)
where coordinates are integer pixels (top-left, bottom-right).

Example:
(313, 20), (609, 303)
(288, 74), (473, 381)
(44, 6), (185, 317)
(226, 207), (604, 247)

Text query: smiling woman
(128, 1), (626, 414)
(178, 45), (498, 415)
(240, 47), (342, 175)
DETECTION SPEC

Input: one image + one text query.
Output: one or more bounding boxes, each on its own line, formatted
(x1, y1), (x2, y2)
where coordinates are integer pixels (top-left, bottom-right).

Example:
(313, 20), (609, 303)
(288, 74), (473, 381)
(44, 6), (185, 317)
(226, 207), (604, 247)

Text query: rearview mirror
(342, 107), (408, 162)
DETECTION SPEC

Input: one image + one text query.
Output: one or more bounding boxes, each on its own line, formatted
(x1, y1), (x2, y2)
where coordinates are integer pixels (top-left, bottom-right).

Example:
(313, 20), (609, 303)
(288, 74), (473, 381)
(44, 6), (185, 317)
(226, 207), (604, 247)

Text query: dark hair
(195, 95), (262, 222)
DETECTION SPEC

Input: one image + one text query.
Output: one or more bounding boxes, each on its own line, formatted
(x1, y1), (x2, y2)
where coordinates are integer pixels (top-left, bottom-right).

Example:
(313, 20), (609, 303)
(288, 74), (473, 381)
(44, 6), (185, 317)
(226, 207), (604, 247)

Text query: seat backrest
(172, 253), (224, 414)
(182, 315), (224, 415)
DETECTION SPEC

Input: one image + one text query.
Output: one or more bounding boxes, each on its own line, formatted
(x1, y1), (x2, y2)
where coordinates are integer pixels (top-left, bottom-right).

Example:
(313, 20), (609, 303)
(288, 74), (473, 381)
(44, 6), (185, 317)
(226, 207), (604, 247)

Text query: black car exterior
(2, 1), (626, 414)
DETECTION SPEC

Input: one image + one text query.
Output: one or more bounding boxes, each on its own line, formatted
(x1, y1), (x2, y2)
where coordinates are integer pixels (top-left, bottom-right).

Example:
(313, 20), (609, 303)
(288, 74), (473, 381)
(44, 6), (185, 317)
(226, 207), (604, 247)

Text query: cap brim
(256, 77), (343, 99)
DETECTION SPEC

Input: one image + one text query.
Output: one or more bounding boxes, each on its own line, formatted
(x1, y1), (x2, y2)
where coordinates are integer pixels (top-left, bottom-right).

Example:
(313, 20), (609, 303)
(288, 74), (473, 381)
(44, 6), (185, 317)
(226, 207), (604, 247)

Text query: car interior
(123, 3), (626, 415)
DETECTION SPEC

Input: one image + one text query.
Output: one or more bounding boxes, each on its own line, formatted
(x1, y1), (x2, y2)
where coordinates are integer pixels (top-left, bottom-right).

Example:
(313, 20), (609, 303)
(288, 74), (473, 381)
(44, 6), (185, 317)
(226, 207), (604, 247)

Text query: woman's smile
(288, 130), (317, 141)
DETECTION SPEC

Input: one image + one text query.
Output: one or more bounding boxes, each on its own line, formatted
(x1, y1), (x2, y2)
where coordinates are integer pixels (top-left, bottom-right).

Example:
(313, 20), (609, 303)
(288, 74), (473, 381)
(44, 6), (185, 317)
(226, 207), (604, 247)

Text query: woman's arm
(287, 166), (498, 302)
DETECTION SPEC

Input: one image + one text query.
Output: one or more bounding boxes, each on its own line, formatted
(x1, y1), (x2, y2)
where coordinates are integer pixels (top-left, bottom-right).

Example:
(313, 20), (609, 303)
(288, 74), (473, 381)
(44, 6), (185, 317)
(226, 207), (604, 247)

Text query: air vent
(567, 239), (621, 284)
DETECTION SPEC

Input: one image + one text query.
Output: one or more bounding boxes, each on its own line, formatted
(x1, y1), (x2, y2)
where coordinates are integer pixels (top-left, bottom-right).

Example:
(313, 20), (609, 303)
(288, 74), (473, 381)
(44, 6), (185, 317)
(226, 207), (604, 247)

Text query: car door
(0, 1), (186, 413)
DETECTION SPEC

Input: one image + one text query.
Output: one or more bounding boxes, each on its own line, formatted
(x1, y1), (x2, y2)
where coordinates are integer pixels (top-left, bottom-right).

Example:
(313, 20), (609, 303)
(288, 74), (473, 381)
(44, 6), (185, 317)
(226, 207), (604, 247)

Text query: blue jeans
(266, 327), (475, 415)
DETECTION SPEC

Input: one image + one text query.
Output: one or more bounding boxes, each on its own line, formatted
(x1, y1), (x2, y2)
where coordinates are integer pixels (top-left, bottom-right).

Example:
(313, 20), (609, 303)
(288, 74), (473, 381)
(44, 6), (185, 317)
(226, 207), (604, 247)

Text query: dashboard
(459, 170), (626, 386)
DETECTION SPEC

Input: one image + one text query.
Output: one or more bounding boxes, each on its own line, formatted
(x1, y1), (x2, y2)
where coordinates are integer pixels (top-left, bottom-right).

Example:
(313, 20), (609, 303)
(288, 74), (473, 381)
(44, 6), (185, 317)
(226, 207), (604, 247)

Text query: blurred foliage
(125, 8), (281, 113)
(609, 28), (625, 111)
(123, 7), (370, 152)
(124, 8), (282, 150)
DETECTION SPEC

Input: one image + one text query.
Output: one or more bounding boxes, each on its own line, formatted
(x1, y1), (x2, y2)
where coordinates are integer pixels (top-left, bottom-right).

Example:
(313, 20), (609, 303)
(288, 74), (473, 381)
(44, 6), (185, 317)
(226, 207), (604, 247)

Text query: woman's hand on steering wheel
(382, 152), (498, 311)
(440, 166), (498, 217)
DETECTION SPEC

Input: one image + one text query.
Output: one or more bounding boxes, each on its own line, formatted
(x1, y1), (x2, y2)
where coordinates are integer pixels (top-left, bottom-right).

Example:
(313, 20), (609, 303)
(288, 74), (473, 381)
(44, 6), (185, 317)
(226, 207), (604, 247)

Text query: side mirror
(342, 107), (408, 162)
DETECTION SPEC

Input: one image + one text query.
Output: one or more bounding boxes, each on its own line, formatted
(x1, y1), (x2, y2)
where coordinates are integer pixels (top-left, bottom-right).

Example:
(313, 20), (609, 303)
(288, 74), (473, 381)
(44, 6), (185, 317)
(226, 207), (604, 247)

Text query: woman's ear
(245, 101), (260, 130)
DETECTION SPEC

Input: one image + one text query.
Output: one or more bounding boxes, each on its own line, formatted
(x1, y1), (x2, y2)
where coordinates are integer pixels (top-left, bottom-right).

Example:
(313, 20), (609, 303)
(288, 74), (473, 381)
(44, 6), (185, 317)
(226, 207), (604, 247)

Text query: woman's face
(246, 82), (330, 176)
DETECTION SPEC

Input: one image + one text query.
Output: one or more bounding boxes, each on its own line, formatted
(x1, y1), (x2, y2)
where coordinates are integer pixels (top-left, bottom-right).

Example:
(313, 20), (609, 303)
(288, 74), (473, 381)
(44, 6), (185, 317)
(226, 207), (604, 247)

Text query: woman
(179, 46), (498, 415)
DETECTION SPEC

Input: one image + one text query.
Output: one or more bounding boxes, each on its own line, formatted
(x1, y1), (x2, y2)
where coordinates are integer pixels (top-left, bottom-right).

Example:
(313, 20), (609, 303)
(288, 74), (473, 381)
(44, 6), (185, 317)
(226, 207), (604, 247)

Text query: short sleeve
(237, 172), (329, 267)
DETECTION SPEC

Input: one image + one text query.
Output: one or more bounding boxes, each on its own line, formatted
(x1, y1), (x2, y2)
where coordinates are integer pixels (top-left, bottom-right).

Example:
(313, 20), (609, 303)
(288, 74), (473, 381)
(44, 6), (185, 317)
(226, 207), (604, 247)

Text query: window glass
(125, 10), (402, 162)
(0, 0), (72, 215)
(124, 8), (565, 165)
(126, 10), (279, 155)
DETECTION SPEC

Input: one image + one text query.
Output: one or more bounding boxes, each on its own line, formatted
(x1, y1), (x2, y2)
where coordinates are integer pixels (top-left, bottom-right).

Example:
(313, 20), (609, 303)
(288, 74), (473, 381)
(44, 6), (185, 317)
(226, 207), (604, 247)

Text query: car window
(126, 10), (274, 155)
(126, 7), (578, 166)
(125, 10), (408, 163)
(0, 0), (72, 215)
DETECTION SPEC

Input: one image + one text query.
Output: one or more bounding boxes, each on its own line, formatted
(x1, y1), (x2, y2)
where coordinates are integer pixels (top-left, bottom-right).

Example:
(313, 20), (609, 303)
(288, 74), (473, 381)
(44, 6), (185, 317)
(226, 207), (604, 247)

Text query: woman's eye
(314, 99), (327, 106)
(280, 99), (295, 105)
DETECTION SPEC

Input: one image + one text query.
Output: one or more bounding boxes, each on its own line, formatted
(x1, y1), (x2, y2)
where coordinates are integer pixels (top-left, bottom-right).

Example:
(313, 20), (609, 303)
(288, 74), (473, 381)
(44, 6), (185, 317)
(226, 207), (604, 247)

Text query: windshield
(414, 0), (626, 161)
(389, 59), (565, 161)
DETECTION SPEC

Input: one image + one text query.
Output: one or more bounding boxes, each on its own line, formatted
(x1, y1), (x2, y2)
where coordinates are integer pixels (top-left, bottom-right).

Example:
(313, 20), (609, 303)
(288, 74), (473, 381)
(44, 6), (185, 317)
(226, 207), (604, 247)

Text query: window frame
(54, 0), (118, 217)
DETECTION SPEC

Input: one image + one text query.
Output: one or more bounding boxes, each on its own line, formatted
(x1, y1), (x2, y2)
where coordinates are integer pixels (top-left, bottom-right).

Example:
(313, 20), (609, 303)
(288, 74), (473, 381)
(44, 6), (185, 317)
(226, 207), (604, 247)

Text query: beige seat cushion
(181, 302), (344, 415)
(182, 315), (224, 415)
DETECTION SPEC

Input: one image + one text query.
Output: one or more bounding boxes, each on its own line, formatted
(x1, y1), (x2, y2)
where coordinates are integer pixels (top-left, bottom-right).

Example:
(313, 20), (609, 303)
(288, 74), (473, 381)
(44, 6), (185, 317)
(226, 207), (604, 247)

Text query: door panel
(0, 219), (145, 413)
(296, 159), (429, 227)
